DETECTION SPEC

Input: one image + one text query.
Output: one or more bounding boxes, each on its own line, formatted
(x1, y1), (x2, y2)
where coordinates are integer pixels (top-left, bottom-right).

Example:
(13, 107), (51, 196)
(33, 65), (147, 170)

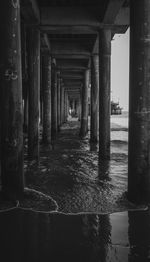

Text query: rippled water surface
(25, 112), (134, 213)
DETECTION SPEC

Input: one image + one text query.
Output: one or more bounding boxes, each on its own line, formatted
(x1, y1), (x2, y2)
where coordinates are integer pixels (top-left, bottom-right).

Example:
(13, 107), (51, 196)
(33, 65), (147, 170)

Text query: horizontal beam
(61, 74), (83, 79)
(66, 88), (81, 90)
(57, 66), (87, 70)
(60, 68), (85, 72)
(51, 54), (91, 59)
(64, 86), (82, 89)
(68, 92), (80, 95)
(40, 25), (99, 34)
(64, 86), (81, 89)
(68, 92), (80, 94)
(60, 70), (83, 74)
(64, 86), (82, 90)
(41, 24), (128, 37)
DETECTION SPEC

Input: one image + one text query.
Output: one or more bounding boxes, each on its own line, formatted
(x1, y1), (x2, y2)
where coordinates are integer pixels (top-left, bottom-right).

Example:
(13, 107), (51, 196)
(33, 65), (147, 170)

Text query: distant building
(111, 101), (123, 115)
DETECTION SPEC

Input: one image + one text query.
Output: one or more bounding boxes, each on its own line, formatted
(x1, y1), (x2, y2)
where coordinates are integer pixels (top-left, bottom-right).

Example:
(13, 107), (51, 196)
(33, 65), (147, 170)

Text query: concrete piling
(27, 27), (40, 161)
(80, 69), (89, 138)
(128, 0), (150, 202)
(51, 59), (58, 140)
(0, 0), (24, 197)
(99, 29), (111, 160)
(90, 54), (99, 143)
(42, 54), (51, 144)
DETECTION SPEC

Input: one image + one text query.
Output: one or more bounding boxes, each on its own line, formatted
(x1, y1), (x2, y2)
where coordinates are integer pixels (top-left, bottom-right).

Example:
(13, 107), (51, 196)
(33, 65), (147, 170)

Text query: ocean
(111, 111), (128, 154)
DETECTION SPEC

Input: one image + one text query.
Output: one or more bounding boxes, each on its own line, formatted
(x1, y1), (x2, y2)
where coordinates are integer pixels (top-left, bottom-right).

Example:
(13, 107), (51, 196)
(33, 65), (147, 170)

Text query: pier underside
(1, 1), (150, 261)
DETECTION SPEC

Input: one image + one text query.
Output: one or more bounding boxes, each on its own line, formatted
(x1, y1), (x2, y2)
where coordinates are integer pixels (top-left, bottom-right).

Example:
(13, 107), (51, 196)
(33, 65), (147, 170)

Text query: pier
(0, 1), (150, 261)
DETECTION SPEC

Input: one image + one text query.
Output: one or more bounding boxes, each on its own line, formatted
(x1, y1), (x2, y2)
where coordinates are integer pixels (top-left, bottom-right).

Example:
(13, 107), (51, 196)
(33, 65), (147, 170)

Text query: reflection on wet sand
(0, 208), (149, 262)
(128, 210), (150, 261)
(24, 118), (132, 213)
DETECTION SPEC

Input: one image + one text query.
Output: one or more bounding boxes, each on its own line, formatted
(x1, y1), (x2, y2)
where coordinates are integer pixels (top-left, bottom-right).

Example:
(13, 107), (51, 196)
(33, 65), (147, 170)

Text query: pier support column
(76, 100), (79, 119)
(57, 72), (61, 130)
(67, 94), (69, 118)
(80, 69), (89, 137)
(60, 86), (65, 124)
(64, 91), (66, 122)
(40, 91), (43, 126)
(27, 27), (40, 160)
(51, 59), (57, 140)
(78, 96), (81, 121)
(21, 24), (28, 133)
(40, 54), (43, 126)
(42, 54), (51, 144)
(64, 91), (68, 122)
(23, 82), (28, 133)
(72, 99), (75, 115)
(77, 99), (81, 120)
(90, 54), (99, 142)
(99, 29), (111, 159)
(0, 0), (24, 197)
(128, 0), (150, 202)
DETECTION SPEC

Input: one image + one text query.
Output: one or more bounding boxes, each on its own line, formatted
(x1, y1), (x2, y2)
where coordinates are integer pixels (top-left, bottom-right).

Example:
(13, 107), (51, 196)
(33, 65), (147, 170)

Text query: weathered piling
(27, 26), (40, 160)
(99, 29), (111, 160)
(90, 54), (99, 142)
(42, 54), (51, 144)
(128, 0), (150, 202)
(51, 59), (58, 140)
(80, 69), (89, 138)
(0, 0), (24, 197)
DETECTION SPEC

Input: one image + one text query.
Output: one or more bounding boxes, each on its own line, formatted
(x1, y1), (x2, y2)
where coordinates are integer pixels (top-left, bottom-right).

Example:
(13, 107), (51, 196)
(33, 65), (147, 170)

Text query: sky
(111, 29), (129, 111)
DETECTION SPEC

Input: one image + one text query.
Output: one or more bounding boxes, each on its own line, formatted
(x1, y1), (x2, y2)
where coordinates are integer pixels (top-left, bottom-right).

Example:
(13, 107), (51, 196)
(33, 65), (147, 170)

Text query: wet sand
(0, 113), (150, 262)
(24, 115), (144, 213)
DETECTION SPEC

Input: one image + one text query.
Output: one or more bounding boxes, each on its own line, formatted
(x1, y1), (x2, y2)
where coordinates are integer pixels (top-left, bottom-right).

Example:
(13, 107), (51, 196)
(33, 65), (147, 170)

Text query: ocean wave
(111, 152), (128, 161)
(111, 140), (128, 145)
(111, 127), (128, 132)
